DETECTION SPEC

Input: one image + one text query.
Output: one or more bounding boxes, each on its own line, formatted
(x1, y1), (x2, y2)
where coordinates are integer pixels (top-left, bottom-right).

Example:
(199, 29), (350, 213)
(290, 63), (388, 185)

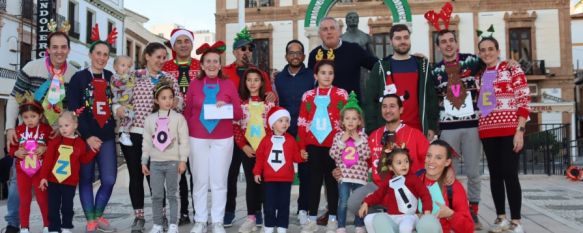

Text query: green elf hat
(233, 27), (255, 50)
(341, 91), (363, 115)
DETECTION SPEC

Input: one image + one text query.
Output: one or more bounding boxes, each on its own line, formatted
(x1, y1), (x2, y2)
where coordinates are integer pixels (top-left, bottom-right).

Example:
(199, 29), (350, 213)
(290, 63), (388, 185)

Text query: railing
(522, 59), (546, 75)
(521, 124), (572, 175)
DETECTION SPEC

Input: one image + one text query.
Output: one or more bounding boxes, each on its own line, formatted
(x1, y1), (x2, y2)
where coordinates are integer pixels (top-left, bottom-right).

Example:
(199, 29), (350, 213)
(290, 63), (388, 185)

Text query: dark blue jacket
(275, 64), (315, 137)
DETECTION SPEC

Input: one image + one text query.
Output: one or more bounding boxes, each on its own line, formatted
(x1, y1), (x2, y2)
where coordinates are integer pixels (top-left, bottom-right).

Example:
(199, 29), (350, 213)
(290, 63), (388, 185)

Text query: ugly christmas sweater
(40, 135), (96, 186)
(329, 131), (370, 185)
(253, 132), (305, 182)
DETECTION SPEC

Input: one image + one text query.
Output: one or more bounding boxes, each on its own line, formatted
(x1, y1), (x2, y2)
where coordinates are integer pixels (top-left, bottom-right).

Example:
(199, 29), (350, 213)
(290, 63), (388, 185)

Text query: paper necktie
(389, 175), (418, 214)
(341, 137), (359, 168)
(91, 78), (112, 128)
(52, 144), (73, 183)
(268, 135), (286, 172)
(20, 126), (42, 177)
(477, 64), (499, 117)
(39, 57), (67, 125)
(310, 88), (332, 144)
(153, 111), (173, 151)
(245, 101), (266, 150)
(200, 79), (220, 133)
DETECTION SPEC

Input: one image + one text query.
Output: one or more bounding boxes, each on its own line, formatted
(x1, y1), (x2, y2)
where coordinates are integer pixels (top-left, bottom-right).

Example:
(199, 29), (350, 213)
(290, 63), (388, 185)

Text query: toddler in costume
(111, 55), (136, 146)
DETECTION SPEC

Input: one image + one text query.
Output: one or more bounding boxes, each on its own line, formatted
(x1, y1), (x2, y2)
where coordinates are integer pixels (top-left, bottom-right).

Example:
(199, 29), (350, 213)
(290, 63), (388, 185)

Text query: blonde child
(358, 148), (432, 233)
(111, 55), (135, 146)
(9, 93), (52, 233)
(141, 80), (189, 233)
(329, 91), (369, 233)
(253, 107), (307, 233)
(39, 111), (97, 233)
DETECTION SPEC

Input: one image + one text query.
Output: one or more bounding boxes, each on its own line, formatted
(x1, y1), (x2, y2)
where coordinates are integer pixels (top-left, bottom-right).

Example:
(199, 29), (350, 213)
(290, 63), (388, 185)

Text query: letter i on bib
(268, 136), (286, 172)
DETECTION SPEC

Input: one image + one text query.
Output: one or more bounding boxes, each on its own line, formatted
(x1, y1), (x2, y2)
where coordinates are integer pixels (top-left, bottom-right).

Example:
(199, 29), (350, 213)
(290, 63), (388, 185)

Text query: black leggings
(482, 136), (522, 220)
(179, 160), (193, 215)
(226, 146), (263, 215)
(307, 145), (338, 216)
(120, 133), (151, 210)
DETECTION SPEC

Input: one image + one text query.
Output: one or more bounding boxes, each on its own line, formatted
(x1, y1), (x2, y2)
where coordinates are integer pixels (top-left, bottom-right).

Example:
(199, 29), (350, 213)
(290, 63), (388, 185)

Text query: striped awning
(0, 67), (19, 80)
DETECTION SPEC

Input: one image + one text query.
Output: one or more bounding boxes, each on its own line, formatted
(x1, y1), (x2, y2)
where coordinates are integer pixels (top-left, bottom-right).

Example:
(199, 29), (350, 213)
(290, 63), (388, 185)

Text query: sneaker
(298, 210), (308, 225)
(336, 228), (347, 233)
(86, 221), (98, 233)
(471, 212), (483, 230)
(508, 222), (525, 233)
(179, 214), (192, 226)
(148, 225), (163, 233)
(5, 225), (20, 233)
(488, 218), (511, 233)
(262, 227), (274, 233)
(162, 217), (168, 231)
(317, 211), (329, 226)
(212, 223), (226, 233)
(18, 229), (29, 233)
(119, 132), (133, 146)
(97, 217), (116, 232)
(42, 227), (49, 233)
(131, 218), (146, 233)
(61, 229), (73, 233)
(167, 224), (179, 233)
(224, 212), (235, 228)
(355, 226), (366, 233)
(326, 219), (338, 233)
(189, 222), (207, 233)
(275, 228), (286, 233)
(238, 218), (258, 233)
(255, 211), (263, 227)
(301, 220), (318, 233)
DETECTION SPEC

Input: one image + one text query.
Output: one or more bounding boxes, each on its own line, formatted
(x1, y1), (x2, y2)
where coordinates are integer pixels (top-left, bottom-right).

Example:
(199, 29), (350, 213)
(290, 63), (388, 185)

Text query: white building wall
(280, 0), (293, 7)
(298, 0), (311, 5)
(534, 9), (561, 68)
(456, 13), (475, 54)
(271, 20), (293, 70)
(478, 11), (507, 60)
(410, 14), (430, 56)
(0, 20), (21, 70)
(225, 23), (241, 64)
(226, 0), (238, 9)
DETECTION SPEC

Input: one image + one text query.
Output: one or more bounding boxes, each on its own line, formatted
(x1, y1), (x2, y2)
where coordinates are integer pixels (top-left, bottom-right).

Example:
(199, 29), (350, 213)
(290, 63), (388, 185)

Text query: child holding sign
(141, 80), (190, 233)
(253, 106), (307, 233)
(329, 91), (369, 233)
(233, 67), (276, 233)
(9, 93), (52, 233)
(40, 111), (97, 233)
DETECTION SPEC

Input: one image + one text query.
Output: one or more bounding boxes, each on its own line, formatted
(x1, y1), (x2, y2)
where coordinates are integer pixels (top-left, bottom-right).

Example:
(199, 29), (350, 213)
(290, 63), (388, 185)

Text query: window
(68, 1), (79, 39)
(126, 39), (132, 56)
(372, 33), (392, 59)
(134, 44), (141, 69)
(245, 0), (273, 8)
(20, 42), (32, 69)
(86, 10), (95, 43)
(253, 38), (270, 72)
(22, 0), (33, 20)
(509, 28), (533, 74)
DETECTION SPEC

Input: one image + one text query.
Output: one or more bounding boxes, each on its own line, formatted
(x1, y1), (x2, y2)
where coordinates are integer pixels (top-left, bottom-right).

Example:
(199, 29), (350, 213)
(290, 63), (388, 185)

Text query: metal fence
(521, 124), (573, 175)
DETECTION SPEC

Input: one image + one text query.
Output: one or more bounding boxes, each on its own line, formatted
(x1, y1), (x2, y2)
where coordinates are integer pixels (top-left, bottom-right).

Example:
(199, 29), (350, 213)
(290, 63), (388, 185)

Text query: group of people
(3, 10), (530, 233)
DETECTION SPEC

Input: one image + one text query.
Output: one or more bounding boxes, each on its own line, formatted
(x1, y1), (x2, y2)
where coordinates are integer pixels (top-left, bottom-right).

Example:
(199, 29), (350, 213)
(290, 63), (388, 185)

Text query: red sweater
(297, 87), (348, 149)
(363, 174), (432, 214)
(9, 123), (52, 158)
(422, 176), (475, 233)
(253, 132), (305, 182)
(368, 124), (429, 186)
(162, 58), (201, 99)
(478, 61), (530, 139)
(40, 136), (96, 186)
(233, 97), (275, 149)
(222, 63), (273, 93)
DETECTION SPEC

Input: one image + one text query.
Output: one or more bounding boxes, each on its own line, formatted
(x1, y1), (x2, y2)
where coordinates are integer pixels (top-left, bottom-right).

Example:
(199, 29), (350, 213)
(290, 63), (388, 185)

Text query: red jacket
(40, 136), (96, 186)
(363, 174), (432, 214)
(162, 58), (201, 99)
(253, 132), (305, 182)
(297, 87), (348, 149)
(422, 176), (475, 233)
(222, 63), (273, 93)
(367, 124), (429, 186)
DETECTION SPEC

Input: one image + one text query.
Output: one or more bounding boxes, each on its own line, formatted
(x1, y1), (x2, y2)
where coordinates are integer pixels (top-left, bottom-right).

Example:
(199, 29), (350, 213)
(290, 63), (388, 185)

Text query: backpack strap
(446, 185), (454, 209)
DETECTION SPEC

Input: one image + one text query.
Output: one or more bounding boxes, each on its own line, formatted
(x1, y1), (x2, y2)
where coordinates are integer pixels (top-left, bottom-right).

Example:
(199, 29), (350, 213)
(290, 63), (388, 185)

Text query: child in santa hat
(253, 106), (308, 233)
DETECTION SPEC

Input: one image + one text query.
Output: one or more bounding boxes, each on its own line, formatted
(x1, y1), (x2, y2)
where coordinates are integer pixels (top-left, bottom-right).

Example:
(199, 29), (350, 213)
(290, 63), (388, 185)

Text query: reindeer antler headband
(88, 23), (118, 50)
(424, 2), (453, 31)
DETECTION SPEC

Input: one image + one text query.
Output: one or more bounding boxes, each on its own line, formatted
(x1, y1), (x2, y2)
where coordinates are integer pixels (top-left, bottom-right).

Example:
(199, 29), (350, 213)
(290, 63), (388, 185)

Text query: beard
(393, 44), (411, 55)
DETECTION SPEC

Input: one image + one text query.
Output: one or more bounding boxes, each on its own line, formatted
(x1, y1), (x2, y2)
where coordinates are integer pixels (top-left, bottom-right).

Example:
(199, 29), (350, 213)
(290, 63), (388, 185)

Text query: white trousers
(189, 137), (234, 223)
(364, 213), (418, 233)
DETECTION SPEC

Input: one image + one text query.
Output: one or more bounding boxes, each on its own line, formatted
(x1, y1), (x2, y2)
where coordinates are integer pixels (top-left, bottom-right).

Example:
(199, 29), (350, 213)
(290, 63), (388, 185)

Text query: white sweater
(141, 109), (190, 164)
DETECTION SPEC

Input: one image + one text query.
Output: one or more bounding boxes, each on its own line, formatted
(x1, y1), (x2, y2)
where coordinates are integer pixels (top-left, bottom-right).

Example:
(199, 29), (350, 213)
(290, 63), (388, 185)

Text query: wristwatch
(517, 126), (526, 132)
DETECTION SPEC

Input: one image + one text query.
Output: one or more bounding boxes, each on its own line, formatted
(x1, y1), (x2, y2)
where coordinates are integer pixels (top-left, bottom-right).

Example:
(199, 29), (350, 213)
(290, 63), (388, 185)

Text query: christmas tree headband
(341, 91), (363, 115)
(477, 25), (495, 39)
(233, 27), (254, 49)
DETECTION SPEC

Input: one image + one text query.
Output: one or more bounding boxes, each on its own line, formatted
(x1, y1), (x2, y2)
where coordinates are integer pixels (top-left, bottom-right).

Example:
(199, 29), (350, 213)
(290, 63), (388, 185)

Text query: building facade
(216, 0), (576, 137)
(123, 8), (167, 69)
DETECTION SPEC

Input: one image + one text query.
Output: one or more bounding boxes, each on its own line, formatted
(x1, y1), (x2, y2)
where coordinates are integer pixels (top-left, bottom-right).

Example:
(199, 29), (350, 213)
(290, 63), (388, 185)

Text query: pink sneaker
(86, 220), (98, 233)
(97, 217), (116, 232)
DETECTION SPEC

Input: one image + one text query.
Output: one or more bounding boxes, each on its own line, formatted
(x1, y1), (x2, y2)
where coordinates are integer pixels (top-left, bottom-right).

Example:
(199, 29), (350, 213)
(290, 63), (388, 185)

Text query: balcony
(521, 59), (546, 76)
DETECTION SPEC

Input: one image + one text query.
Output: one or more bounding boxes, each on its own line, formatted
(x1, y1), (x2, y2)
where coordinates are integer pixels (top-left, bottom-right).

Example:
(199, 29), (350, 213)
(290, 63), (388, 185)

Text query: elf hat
(267, 106), (290, 129)
(341, 91), (363, 115)
(170, 28), (194, 47)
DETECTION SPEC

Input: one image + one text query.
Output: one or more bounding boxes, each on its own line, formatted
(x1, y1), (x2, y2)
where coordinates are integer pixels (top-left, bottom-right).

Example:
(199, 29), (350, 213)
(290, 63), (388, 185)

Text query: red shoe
(316, 211), (329, 226)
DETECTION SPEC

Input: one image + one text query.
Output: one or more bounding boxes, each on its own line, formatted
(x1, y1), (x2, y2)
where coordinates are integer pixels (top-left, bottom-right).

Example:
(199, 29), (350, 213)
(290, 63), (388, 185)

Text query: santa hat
(267, 106), (290, 129)
(170, 29), (194, 47)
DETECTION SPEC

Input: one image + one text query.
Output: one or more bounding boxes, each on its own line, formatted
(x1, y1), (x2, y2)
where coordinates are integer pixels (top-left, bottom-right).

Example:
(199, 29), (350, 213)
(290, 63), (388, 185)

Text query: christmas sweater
(253, 132), (305, 182)
(297, 86), (348, 149)
(421, 176), (475, 233)
(9, 123), (52, 172)
(478, 61), (530, 139)
(162, 58), (201, 98)
(222, 63), (274, 93)
(363, 174), (432, 215)
(368, 123), (429, 186)
(40, 135), (96, 186)
(329, 131), (370, 185)
(127, 70), (182, 135)
(432, 54), (481, 130)
(233, 96), (275, 150)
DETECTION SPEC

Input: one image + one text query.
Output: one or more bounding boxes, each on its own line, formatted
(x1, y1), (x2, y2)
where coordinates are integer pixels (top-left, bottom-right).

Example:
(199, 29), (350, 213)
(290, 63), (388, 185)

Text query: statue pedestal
(305, 26), (321, 51)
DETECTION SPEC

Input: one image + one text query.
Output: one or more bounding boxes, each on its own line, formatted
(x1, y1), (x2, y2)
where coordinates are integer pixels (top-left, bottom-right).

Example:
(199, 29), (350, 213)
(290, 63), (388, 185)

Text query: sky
(124, 0), (216, 33)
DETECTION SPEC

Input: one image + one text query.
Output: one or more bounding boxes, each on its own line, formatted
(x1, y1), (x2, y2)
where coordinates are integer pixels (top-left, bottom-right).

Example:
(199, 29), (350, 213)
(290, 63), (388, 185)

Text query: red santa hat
(170, 29), (194, 47)
(267, 106), (290, 129)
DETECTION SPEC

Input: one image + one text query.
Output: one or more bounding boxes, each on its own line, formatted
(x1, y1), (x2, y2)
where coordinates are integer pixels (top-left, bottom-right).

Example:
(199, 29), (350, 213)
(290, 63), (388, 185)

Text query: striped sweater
(6, 59), (78, 130)
(478, 61), (530, 138)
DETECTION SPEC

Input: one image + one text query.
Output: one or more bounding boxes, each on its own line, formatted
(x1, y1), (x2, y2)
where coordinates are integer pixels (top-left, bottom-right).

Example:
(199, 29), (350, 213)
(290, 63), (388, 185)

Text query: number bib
(341, 138), (359, 168)
(20, 140), (42, 177)
(52, 144), (73, 183)
(389, 175), (418, 215)
(268, 136), (286, 172)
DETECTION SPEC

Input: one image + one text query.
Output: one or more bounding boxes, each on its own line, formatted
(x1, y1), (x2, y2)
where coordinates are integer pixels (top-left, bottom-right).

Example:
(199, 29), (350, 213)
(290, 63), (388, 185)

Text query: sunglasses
(240, 46), (254, 52)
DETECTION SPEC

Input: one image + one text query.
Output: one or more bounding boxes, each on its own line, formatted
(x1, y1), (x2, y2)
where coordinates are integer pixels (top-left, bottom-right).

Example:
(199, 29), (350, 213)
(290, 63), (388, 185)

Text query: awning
(529, 102), (575, 113)
(0, 67), (18, 99)
(0, 67), (19, 80)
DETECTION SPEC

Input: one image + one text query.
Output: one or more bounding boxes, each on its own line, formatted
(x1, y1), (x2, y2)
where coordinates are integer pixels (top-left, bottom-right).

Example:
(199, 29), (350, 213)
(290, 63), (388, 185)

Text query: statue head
(346, 12), (359, 28)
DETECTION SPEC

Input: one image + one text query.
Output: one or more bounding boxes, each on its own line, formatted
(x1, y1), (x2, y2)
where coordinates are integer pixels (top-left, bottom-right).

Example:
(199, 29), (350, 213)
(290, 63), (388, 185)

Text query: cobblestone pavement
(2, 167), (582, 232)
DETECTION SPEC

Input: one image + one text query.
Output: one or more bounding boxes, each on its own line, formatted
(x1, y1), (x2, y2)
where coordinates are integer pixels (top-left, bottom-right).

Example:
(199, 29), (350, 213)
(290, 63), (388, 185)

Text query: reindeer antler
(106, 27), (118, 45)
(425, 2), (454, 31)
(90, 24), (100, 43)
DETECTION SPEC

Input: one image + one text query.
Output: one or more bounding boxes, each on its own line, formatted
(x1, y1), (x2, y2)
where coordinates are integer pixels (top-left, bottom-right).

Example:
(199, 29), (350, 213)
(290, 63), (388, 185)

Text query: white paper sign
(203, 104), (234, 119)
(444, 91), (474, 117)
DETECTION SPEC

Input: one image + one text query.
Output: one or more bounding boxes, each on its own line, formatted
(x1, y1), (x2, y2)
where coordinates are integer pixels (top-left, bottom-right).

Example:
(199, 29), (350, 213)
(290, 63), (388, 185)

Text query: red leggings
(16, 166), (49, 228)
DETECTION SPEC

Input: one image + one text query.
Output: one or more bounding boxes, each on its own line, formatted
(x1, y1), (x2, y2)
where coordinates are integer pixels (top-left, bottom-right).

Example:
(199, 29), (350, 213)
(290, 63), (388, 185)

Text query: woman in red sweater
(477, 37), (530, 233)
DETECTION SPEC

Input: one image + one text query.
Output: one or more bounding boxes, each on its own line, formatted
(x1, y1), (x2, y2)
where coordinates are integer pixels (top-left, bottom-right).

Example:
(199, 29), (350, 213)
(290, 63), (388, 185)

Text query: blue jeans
(338, 182), (364, 228)
(5, 159), (19, 227)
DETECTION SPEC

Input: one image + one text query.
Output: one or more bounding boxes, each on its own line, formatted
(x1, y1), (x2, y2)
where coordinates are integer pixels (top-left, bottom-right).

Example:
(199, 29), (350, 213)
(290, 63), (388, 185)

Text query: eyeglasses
(286, 51), (303, 57)
(240, 46), (254, 52)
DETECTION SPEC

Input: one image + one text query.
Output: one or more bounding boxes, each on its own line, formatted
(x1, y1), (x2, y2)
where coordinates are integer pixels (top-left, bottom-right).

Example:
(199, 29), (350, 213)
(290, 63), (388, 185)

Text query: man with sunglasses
(223, 27), (276, 228)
